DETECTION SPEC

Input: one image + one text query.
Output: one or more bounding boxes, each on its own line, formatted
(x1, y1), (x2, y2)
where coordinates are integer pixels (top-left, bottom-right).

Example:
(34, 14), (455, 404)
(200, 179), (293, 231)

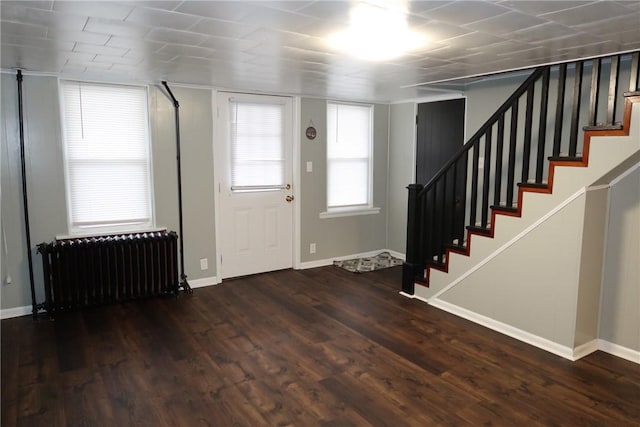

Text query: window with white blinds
(327, 102), (373, 208)
(60, 81), (153, 233)
(229, 100), (285, 190)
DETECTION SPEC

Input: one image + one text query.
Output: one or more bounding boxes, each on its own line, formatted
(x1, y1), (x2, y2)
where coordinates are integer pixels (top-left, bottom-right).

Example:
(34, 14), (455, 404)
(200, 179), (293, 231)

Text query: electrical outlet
(200, 258), (208, 270)
(306, 161), (313, 172)
(310, 243), (316, 254)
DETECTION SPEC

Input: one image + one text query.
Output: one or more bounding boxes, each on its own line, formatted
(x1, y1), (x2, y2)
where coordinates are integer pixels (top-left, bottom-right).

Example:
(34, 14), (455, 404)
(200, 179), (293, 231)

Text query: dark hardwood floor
(2, 266), (639, 426)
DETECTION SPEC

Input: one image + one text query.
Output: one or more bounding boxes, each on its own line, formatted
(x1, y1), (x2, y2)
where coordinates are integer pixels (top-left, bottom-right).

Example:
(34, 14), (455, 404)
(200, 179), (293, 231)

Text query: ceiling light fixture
(328, 2), (426, 61)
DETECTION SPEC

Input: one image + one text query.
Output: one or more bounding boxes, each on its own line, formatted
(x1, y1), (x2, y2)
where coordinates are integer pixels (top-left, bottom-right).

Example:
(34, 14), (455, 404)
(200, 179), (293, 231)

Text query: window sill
(319, 206), (380, 219)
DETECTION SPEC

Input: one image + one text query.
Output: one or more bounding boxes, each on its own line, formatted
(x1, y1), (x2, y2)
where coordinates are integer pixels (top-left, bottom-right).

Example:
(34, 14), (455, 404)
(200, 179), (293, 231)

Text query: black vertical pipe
(16, 70), (38, 318)
(161, 81), (192, 294)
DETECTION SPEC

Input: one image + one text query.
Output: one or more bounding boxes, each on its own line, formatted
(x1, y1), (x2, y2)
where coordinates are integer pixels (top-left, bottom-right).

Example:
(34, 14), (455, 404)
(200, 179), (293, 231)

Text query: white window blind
(230, 100), (285, 189)
(61, 81), (153, 232)
(327, 102), (373, 208)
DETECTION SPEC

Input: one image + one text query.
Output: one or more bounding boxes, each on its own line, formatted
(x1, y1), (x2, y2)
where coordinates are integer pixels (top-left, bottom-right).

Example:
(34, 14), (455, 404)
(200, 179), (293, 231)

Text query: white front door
(215, 92), (294, 279)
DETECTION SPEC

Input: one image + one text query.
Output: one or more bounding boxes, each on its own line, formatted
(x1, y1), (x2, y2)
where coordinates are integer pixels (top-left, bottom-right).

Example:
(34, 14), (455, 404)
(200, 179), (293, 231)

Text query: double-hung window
(324, 102), (376, 216)
(60, 81), (153, 234)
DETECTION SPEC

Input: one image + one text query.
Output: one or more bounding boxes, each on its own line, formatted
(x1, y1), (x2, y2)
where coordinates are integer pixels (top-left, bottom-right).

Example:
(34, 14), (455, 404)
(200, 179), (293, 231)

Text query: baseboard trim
(429, 298), (575, 360)
(1, 305), (32, 320)
(598, 339), (640, 364)
(298, 249), (404, 270)
(573, 339), (600, 360)
(189, 276), (219, 289)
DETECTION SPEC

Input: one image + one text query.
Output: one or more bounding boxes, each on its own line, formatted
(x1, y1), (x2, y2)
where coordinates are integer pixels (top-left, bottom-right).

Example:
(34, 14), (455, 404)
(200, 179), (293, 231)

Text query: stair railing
(403, 50), (640, 294)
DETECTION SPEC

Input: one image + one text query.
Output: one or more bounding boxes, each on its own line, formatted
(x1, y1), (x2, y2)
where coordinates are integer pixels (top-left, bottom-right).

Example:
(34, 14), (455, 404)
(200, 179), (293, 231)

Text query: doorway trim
(212, 91), (300, 281)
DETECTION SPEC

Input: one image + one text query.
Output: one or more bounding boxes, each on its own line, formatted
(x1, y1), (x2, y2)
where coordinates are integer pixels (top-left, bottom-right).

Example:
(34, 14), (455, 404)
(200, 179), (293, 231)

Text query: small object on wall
(305, 120), (317, 140)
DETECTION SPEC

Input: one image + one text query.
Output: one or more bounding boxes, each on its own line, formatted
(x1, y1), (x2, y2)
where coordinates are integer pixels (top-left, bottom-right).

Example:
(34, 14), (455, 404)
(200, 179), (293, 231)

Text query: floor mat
(334, 251), (403, 273)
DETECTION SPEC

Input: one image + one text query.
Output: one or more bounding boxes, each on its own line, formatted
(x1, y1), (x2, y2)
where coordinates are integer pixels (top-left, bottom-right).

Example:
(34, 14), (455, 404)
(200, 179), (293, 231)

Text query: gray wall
(387, 102), (416, 255)
(599, 167), (640, 351)
(1, 74), (217, 310)
(299, 98), (389, 262)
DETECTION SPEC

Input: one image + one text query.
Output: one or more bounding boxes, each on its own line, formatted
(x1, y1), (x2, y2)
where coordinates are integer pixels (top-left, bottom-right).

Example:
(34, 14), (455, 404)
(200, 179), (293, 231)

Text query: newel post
(402, 184), (424, 295)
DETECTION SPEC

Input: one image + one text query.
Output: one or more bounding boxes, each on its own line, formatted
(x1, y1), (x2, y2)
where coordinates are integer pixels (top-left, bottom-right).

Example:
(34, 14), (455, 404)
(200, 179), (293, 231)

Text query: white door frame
(212, 92), (301, 281)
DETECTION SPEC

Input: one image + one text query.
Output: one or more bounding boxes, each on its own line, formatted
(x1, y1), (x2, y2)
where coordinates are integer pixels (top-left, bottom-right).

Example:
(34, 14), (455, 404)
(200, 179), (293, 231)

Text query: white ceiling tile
(511, 22), (579, 43)
(198, 36), (258, 52)
(498, 1), (592, 16)
(74, 42), (129, 57)
(1, 3), (87, 30)
(145, 28), (208, 45)
(423, 1), (511, 25)
(417, 20), (474, 43)
(156, 43), (216, 58)
(615, 1), (640, 10)
(189, 18), (257, 39)
(63, 51), (100, 64)
(541, 2), (630, 26)
(410, 2), (456, 15)
(295, 1), (352, 22)
(1, 20), (48, 38)
(265, 1), (316, 13)
(239, 6), (319, 33)
(92, 54), (144, 66)
(600, 29), (640, 45)
(120, 1), (183, 11)
(465, 11), (547, 35)
(557, 40), (629, 56)
(1, 1), (53, 10)
(441, 32), (507, 49)
(175, 1), (254, 22)
(52, 1), (134, 20)
(574, 13), (640, 35)
(125, 6), (201, 31)
(2, 34), (75, 52)
(46, 28), (111, 45)
(107, 36), (165, 52)
(84, 61), (114, 71)
(85, 17), (151, 38)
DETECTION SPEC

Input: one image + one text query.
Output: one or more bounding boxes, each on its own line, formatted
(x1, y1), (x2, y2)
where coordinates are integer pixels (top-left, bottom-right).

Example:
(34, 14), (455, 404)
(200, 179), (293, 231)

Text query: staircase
(402, 51), (640, 359)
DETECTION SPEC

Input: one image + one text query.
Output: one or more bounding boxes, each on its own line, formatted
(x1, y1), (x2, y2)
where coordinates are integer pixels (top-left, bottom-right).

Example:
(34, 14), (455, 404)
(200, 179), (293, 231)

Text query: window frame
(58, 79), (156, 236)
(320, 101), (379, 218)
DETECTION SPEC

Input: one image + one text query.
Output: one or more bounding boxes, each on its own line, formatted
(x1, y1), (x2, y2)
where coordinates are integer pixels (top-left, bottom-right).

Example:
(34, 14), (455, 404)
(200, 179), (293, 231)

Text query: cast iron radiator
(37, 231), (179, 312)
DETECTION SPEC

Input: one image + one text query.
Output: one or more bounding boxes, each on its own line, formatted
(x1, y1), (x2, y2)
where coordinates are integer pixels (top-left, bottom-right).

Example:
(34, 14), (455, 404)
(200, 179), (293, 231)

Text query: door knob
(286, 195), (294, 202)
